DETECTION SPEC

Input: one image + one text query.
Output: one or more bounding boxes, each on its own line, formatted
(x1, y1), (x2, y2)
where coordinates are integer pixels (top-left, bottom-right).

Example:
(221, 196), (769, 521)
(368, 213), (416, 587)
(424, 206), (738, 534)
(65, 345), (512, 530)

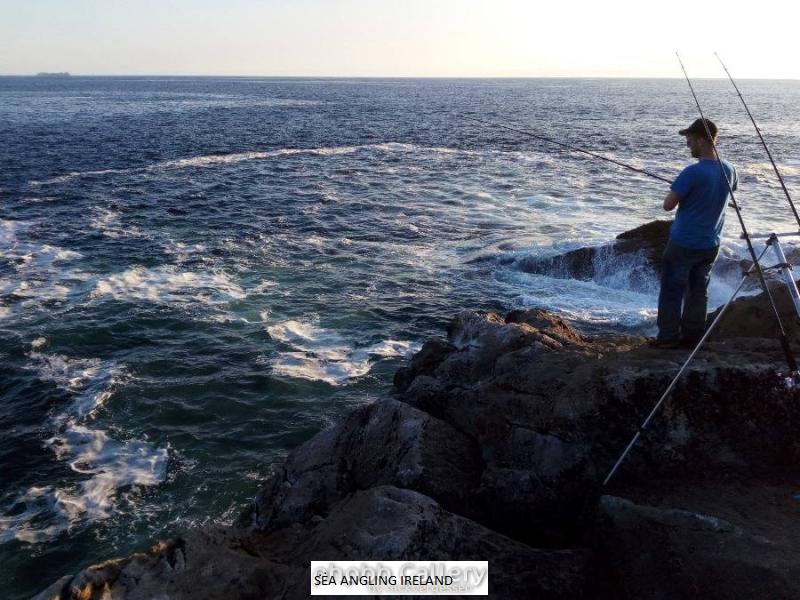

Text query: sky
(1, 0), (798, 78)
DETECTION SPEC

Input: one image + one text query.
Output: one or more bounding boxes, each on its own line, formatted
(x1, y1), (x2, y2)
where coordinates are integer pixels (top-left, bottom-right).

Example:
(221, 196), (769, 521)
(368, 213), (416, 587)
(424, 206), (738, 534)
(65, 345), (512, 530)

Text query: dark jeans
(657, 241), (719, 342)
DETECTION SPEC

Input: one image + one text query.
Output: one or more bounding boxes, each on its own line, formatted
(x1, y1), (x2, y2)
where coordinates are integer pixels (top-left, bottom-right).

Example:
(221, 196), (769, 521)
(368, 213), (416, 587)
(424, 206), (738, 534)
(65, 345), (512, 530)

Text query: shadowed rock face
(595, 482), (800, 600)
(35, 225), (800, 600)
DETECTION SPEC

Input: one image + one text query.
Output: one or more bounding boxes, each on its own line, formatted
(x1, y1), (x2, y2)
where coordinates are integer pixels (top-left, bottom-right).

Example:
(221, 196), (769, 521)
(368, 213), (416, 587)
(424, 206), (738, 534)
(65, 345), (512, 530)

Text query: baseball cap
(679, 118), (718, 139)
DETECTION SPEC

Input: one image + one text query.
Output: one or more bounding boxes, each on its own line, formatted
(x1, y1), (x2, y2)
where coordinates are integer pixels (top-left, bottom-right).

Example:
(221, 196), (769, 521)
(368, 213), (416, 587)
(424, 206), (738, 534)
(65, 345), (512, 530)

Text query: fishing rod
(603, 55), (800, 488)
(464, 115), (672, 184)
(675, 52), (797, 375)
(715, 52), (800, 230)
(603, 244), (769, 487)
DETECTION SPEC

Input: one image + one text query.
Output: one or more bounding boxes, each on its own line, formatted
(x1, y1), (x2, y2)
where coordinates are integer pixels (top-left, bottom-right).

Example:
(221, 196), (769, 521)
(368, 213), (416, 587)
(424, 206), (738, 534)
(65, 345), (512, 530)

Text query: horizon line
(3, 73), (800, 81)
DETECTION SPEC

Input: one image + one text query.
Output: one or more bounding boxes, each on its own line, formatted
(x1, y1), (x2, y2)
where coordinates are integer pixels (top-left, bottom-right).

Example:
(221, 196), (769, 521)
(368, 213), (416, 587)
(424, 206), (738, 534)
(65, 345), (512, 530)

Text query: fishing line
(603, 56), (800, 487)
(676, 52), (797, 374)
(715, 52), (800, 230)
(603, 244), (770, 487)
(464, 116), (672, 184)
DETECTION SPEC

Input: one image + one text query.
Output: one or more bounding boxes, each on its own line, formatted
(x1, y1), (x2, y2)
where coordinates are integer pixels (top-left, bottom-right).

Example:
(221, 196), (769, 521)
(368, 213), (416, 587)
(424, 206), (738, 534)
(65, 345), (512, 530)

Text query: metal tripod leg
(768, 233), (800, 321)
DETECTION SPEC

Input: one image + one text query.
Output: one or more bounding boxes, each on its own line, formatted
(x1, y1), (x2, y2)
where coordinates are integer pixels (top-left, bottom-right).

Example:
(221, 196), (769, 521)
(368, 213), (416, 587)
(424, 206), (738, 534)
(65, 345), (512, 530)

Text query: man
(654, 117), (738, 348)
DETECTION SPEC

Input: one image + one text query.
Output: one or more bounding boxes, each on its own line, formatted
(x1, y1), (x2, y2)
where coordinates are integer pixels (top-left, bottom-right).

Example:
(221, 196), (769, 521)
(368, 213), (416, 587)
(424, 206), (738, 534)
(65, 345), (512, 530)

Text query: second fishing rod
(676, 52), (798, 376)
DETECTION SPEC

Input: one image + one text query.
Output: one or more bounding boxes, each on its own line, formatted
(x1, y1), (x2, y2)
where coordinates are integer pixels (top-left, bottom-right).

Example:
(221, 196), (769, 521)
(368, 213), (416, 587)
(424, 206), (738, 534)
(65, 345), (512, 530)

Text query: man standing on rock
(654, 118), (738, 348)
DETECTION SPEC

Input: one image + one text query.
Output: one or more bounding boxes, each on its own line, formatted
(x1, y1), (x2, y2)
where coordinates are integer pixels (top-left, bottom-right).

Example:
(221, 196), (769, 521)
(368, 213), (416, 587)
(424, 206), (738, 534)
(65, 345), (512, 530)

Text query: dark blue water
(2, 77), (799, 599)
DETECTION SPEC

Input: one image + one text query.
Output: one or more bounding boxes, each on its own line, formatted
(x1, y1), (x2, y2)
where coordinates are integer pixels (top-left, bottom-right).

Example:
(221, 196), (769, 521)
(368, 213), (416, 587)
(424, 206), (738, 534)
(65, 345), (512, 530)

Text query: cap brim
(678, 128), (690, 135)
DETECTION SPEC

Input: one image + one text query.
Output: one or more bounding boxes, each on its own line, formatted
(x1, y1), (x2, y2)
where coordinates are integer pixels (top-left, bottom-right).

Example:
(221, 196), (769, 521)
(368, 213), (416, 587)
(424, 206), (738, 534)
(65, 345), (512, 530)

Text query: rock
(595, 491), (800, 600)
(33, 529), (300, 600)
(613, 219), (672, 256)
(34, 266), (800, 600)
(37, 487), (593, 600)
(396, 308), (800, 544)
(509, 219), (672, 291)
(284, 485), (595, 600)
(505, 308), (586, 346)
(709, 277), (800, 340)
(393, 337), (453, 392)
(241, 398), (482, 531)
(504, 219), (770, 296)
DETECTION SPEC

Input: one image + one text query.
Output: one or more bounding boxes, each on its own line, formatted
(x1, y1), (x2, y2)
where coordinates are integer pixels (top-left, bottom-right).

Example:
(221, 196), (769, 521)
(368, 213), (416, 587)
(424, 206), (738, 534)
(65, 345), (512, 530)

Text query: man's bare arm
(663, 191), (681, 211)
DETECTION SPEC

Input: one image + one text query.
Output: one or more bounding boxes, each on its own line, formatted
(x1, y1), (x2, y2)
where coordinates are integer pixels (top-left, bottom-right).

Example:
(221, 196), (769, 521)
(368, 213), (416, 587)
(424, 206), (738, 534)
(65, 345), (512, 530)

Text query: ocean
(1, 76), (799, 598)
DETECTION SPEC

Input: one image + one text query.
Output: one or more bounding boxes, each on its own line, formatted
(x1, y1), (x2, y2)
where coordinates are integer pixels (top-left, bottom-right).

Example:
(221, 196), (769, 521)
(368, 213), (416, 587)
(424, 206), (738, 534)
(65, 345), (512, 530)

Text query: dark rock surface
(595, 476), (800, 600)
(239, 398), (483, 531)
(709, 276), (800, 340)
(35, 222), (800, 600)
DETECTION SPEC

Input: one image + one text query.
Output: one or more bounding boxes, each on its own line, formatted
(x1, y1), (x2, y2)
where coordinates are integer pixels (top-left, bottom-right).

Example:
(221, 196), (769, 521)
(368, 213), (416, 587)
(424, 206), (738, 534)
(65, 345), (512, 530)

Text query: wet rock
(511, 219), (671, 291)
(506, 219), (763, 295)
(241, 398), (482, 531)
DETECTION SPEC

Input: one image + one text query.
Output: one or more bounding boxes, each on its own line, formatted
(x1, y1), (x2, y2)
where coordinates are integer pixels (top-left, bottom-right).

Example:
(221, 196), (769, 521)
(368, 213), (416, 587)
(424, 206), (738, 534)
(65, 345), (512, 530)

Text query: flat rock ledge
(35, 298), (800, 599)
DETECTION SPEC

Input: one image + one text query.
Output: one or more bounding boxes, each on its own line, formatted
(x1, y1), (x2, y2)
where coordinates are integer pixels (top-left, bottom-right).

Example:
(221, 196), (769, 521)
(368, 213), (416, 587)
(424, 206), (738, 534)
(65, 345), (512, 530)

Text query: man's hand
(663, 191), (681, 211)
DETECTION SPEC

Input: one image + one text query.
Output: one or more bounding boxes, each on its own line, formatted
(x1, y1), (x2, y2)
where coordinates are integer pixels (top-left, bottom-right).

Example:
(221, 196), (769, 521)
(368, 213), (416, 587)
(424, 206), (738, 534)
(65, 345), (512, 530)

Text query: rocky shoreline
(35, 223), (800, 599)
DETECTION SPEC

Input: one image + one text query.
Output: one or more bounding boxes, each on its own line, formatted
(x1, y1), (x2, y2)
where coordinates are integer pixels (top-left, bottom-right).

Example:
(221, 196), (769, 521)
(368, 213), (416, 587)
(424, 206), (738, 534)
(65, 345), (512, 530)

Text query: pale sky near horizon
(1, 0), (798, 78)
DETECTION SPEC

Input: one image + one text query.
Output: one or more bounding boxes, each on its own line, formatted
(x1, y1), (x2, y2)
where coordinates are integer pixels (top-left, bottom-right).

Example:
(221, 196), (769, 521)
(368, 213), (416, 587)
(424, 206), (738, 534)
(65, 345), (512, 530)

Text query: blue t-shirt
(669, 159), (738, 249)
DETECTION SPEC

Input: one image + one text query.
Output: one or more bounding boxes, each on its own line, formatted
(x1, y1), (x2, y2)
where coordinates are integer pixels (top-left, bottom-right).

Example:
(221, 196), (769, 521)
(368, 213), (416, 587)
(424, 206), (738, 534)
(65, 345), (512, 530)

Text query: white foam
(268, 351), (372, 386)
(91, 265), (245, 304)
(354, 339), (421, 359)
(250, 280), (278, 294)
(0, 486), (66, 545)
(267, 319), (351, 358)
(0, 305), (10, 319)
(1, 353), (168, 544)
(49, 426), (167, 522)
(26, 142), (499, 187)
(266, 318), (420, 385)
(164, 240), (208, 263)
(0, 219), (85, 315)
(10, 280), (71, 301)
(0, 219), (24, 246)
(28, 352), (124, 419)
(499, 269), (658, 328)
(30, 145), (362, 185)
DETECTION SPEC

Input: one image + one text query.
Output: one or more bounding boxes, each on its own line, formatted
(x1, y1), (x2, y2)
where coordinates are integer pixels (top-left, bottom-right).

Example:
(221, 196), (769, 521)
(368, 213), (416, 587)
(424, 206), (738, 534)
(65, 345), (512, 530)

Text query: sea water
(1, 76), (799, 598)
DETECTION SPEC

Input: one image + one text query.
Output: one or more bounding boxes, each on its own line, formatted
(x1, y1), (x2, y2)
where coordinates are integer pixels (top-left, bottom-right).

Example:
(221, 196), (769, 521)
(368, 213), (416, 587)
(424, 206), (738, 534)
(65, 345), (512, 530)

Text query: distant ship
(36, 72), (71, 77)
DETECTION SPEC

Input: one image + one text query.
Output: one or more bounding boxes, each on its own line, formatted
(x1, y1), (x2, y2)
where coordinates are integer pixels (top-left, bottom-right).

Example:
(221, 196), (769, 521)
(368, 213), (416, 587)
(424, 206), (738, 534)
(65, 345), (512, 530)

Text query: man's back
(670, 158), (737, 250)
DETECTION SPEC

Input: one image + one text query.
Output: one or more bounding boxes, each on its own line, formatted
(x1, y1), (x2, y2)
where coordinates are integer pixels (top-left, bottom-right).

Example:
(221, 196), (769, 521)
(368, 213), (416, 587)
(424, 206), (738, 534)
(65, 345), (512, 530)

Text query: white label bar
(310, 561), (489, 595)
